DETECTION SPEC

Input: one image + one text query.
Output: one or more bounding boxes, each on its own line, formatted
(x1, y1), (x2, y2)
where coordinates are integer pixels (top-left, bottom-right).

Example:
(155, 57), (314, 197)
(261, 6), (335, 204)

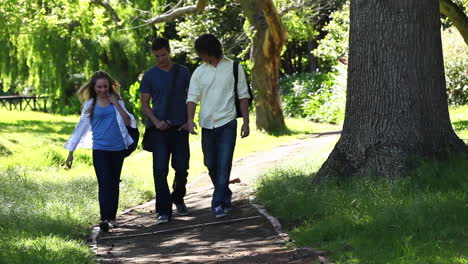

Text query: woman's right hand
(66, 151), (74, 169)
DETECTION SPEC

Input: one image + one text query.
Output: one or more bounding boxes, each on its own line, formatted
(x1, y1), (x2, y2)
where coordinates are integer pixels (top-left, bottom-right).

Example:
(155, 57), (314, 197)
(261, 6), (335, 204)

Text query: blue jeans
(151, 126), (190, 217)
(92, 150), (125, 221)
(202, 119), (237, 210)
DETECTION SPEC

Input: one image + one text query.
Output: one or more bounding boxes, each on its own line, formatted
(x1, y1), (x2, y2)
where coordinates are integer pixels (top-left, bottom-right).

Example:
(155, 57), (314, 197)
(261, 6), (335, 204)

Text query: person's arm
(186, 68), (202, 134)
(239, 98), (250, 138)
(178, 68), (192, 132)
(236, 64), (250, 138)
(64, 100), (91, 168)
(186, 102), (198, 134)
(141, 92), (170, 130)
(109, 94), (130, 126)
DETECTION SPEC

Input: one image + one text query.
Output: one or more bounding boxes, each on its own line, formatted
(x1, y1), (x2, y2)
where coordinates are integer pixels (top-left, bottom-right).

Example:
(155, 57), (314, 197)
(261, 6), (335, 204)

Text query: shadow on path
(95, 134), (340, 264)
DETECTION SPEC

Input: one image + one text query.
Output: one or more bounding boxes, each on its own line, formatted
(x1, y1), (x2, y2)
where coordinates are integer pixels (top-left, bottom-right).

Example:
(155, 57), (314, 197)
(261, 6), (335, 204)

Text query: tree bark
(440, 0), (468, 46)
(239, 0), (287, 132)
(315, 0), (468, 181)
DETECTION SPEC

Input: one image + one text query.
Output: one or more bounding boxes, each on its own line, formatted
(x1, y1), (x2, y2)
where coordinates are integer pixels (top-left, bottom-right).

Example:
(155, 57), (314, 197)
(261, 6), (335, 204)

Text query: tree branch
(440, 0), (468, 45)
(143, 0), (207, 25)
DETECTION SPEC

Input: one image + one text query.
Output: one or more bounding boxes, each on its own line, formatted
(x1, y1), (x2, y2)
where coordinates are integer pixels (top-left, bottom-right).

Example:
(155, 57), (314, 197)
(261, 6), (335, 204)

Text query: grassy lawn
(0, 109), (338, 264)
(255, 105), (468, 264)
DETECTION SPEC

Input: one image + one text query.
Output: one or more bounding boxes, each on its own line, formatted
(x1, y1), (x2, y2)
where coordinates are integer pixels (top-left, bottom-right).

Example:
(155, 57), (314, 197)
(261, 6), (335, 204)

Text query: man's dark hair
(194, 33), (223, 59)
(151, 37), (170, 52)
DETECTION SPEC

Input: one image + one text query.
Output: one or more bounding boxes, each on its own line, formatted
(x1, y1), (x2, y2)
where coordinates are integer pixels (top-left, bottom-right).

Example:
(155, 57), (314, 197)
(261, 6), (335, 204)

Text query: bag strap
(164, 63), (180, 115)
(233, 61), (239, 99)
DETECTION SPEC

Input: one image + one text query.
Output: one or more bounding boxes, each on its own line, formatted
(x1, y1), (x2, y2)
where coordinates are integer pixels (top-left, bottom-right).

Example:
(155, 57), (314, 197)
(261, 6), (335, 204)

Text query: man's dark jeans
(202, 119), (237, 210)
(93, 149), (125, 221)
(151, 126), (190, 217)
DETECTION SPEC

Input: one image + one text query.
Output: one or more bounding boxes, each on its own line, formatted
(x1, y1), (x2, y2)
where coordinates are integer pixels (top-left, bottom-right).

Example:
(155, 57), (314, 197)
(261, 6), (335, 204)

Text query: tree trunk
(315, 0), (468, 181)
(440, 0), (468, 46)
(308, 40), (319, 72)
(239, 0), (287, 132)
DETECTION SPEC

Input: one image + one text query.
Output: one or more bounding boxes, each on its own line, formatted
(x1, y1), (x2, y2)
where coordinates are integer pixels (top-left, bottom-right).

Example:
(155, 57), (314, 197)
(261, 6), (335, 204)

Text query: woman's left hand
(109, 93), (119, 105)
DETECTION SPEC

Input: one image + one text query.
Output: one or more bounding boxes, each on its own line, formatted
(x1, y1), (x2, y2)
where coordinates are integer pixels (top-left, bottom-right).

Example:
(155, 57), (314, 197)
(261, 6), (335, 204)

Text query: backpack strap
(233, 61), (239, 99)
(164, 63), (180, 116)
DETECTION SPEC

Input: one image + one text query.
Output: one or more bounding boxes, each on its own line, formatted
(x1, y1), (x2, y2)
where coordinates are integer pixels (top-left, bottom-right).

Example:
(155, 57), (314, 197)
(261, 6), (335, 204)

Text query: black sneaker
(156, 214), (170, 225)
(214, 205), (226, 218)
(109, 220), (119, 229)
(224, 206), (232, 213)
(175, 202), (190, 216)
(99, 220), (109, 232)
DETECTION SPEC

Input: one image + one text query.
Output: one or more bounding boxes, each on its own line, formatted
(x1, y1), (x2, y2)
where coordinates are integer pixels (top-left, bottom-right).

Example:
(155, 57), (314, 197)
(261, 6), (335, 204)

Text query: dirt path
(94, 132), (340, 264)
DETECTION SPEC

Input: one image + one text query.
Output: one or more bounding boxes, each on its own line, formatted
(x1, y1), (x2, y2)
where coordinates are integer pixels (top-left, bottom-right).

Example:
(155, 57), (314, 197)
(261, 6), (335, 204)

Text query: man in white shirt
(187, 33), (250, 218)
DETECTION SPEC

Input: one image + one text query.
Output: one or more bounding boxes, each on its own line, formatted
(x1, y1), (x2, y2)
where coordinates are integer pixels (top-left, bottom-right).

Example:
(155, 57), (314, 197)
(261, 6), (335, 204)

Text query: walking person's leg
(92, 150), (115, 231)
(203, 120), (237, 217)
(214, 120), (237, 213)
(170, 128), (190, 215)
(151, 130), (172, 223)
(108, 150), (125, 223)
(201, 127), (218, 211)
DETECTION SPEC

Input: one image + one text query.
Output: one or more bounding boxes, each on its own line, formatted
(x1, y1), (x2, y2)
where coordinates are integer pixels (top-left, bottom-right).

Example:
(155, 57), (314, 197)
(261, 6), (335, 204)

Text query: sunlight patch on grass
(1, 233), (95, 264)
(256, 155), (468, 264)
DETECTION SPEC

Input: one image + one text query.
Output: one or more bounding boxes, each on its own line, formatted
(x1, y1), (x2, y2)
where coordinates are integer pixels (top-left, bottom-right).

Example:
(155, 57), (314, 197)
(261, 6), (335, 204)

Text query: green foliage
(442, 28), (468, 106)
(450, 105), (468, 141)
(0, 0), (154, 115)
(280, 72), (333, 117)
(173, 0), (247, 62)
(126, 80), (143, 122)
(280, 63), (346, 124)
(256, 154), (468, 264)
(313, 2), (350, 72)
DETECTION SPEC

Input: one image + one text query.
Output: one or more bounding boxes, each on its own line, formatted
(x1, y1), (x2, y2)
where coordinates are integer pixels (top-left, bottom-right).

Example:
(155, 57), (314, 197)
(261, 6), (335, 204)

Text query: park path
(93, 132), (340, 264)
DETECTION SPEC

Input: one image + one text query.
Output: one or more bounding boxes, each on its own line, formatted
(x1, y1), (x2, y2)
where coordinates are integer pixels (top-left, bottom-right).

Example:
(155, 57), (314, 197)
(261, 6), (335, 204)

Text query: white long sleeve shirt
(187, 57), (250, 129)
(64, 99), (137, 151)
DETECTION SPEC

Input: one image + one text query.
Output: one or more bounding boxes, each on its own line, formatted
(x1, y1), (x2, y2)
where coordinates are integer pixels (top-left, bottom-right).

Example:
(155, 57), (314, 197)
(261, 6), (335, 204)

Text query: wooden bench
(0, 95), (48, 111)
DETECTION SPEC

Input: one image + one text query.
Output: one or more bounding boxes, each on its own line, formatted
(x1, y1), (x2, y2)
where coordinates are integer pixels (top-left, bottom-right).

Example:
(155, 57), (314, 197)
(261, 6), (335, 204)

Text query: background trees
(0, 0), (466, 136)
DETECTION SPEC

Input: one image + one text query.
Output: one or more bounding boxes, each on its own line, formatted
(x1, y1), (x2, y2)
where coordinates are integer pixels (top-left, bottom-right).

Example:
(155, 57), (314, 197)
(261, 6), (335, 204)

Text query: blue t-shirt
(91, 104), (126, 151)
(139, 64), (191, 126)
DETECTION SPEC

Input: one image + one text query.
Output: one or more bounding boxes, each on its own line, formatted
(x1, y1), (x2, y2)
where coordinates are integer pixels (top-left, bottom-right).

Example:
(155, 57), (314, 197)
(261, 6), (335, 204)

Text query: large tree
(315, 0), (468, 180)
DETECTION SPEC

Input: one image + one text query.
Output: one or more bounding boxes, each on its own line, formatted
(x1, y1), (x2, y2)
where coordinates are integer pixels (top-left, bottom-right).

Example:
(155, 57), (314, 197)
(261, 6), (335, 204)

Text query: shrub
(442, 29), (468, 106)
(280, 63), (346, 124)
(280, 72), (334, 117)
(313, 2), (350, 72)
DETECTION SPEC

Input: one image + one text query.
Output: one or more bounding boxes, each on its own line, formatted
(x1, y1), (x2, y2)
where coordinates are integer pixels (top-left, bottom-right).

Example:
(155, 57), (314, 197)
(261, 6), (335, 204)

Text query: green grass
(450, 105), (468, 141)
(0, 109), (338, 264)
(255, 106), (468, 264)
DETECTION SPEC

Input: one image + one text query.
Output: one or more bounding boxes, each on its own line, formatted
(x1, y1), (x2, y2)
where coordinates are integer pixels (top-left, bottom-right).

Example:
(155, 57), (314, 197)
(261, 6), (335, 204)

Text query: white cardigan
(64, 98), (137, 151)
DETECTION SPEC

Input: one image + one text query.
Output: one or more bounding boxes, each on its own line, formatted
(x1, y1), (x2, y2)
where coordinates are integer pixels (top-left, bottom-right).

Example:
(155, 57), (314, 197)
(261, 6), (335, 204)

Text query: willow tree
(0, 0), (151, 114)
(315, 0), (468, 180)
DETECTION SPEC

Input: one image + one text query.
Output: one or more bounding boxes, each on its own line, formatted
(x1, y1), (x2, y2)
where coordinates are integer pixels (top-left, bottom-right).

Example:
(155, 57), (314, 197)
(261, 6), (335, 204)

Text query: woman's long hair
(77, 70), (121, 117)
